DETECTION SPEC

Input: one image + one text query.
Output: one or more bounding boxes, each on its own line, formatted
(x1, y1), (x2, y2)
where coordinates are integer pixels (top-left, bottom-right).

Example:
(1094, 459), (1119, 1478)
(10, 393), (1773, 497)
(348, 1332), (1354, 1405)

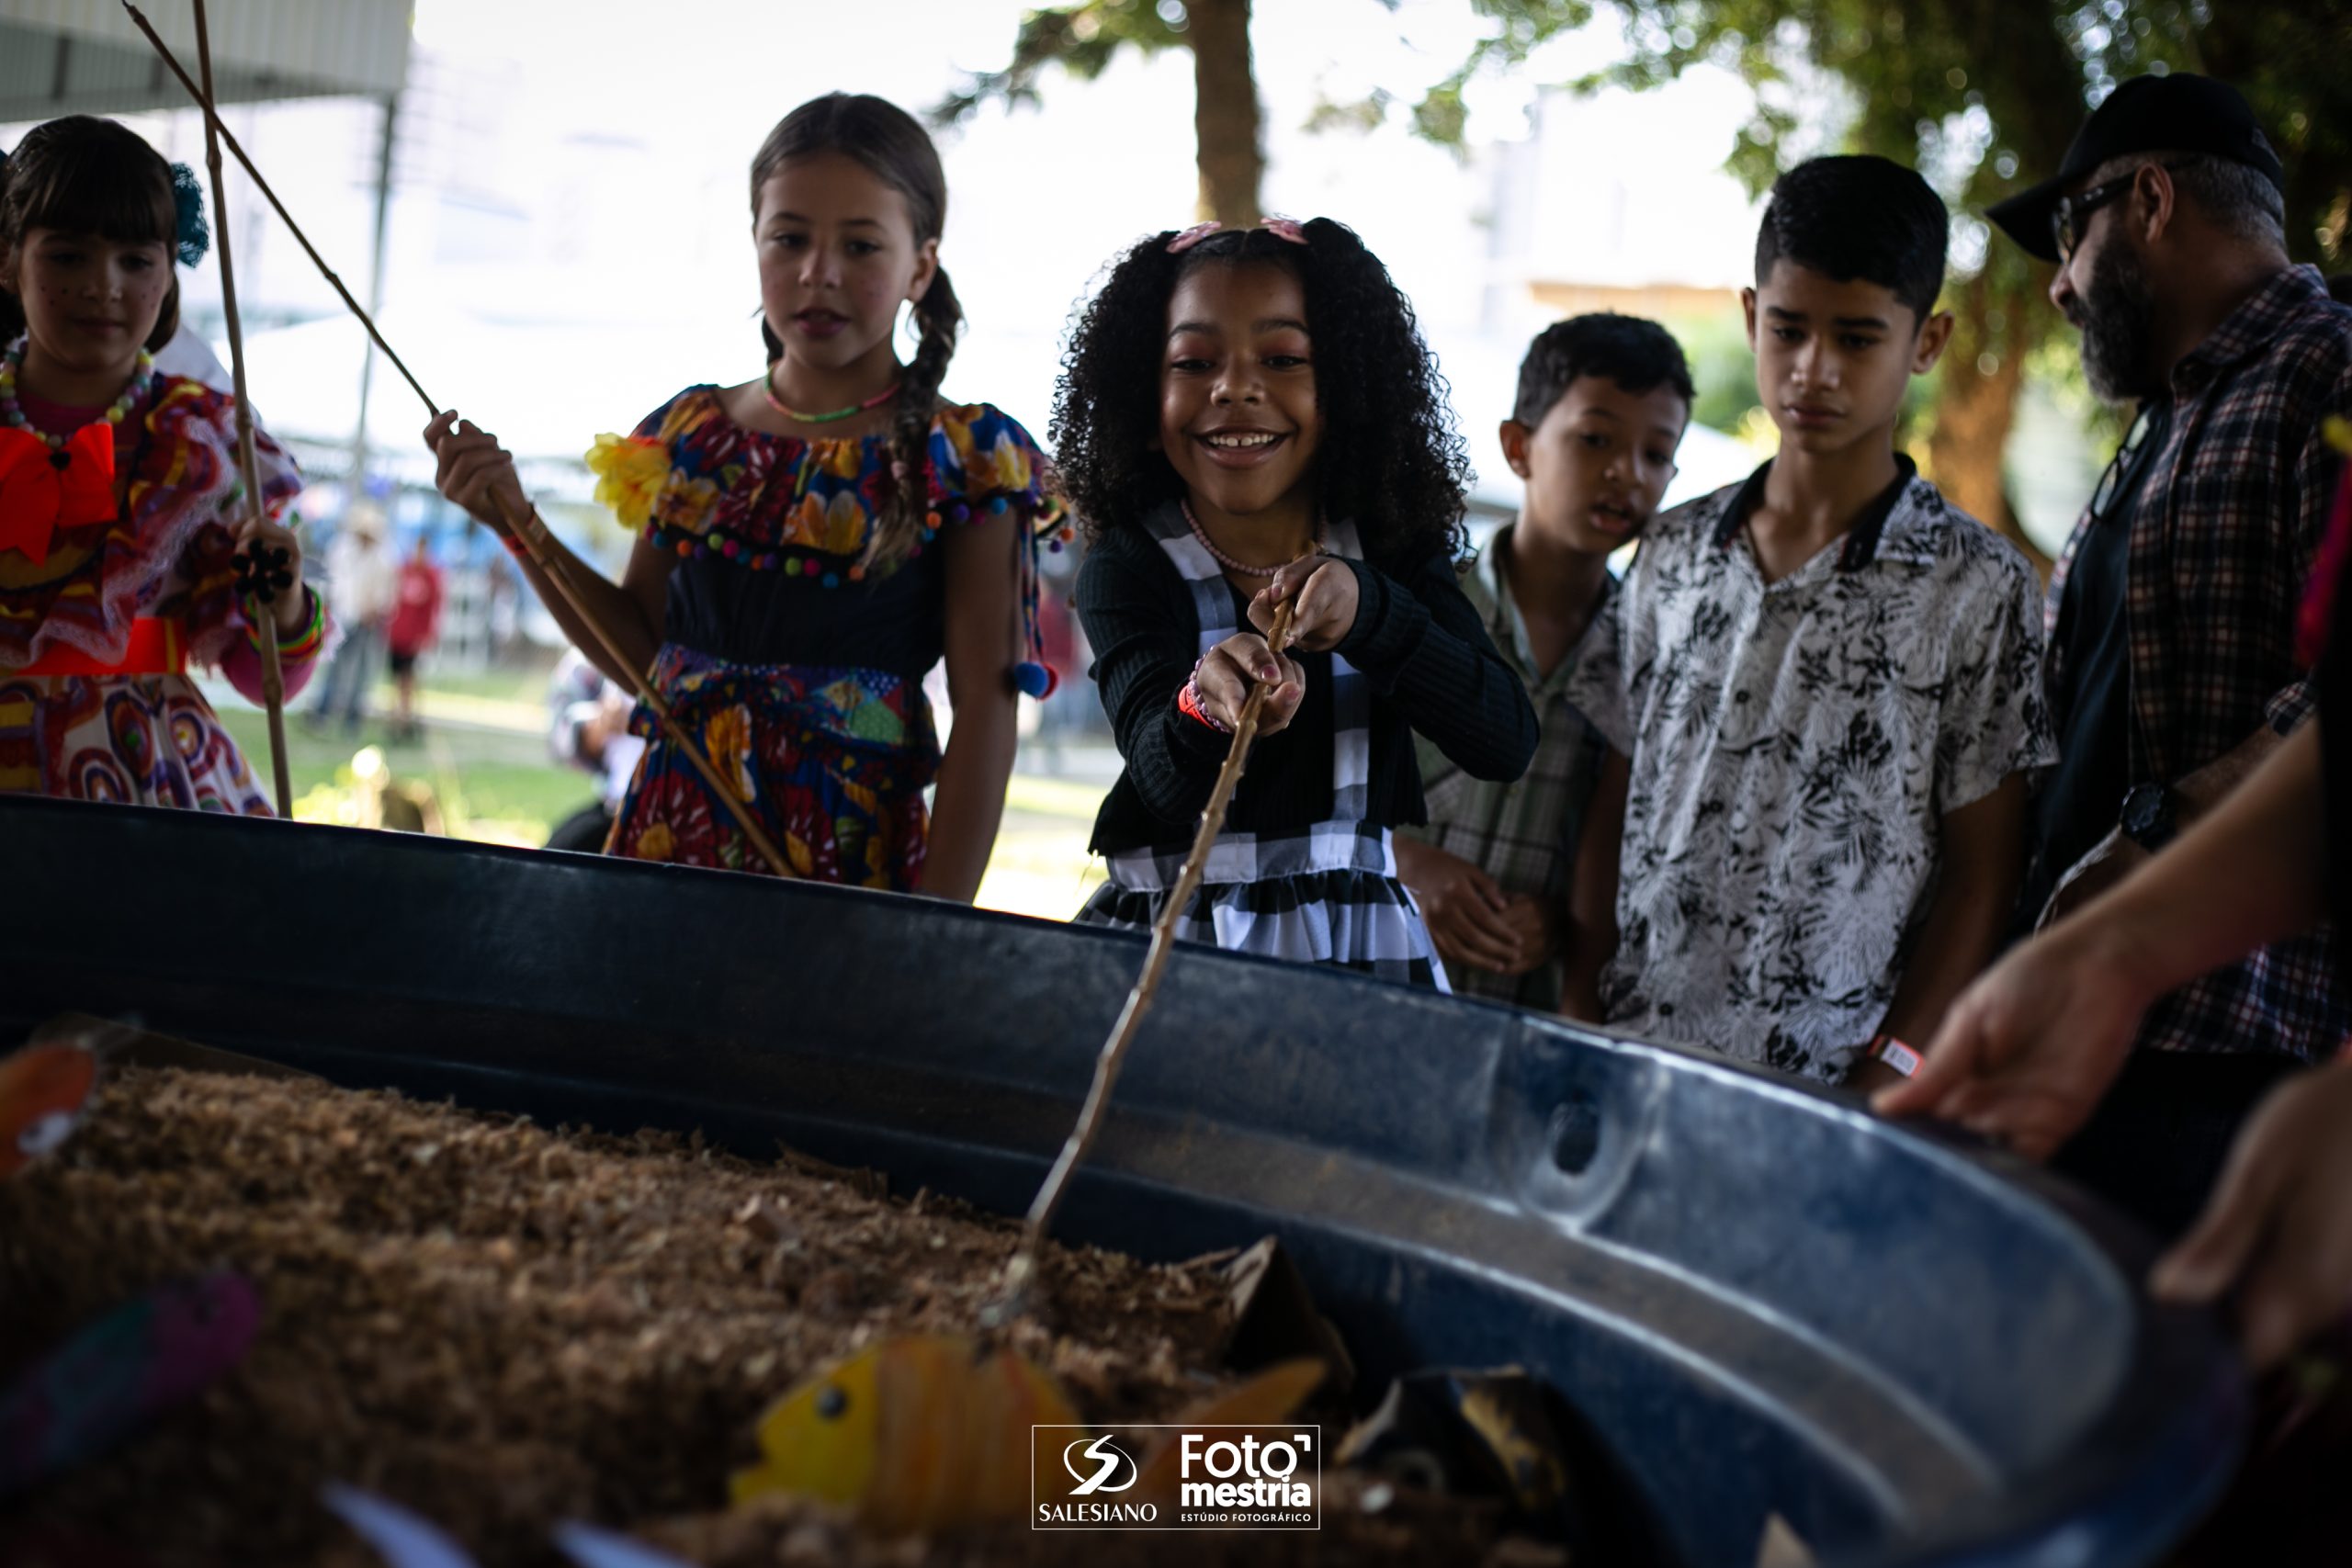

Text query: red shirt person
(386, 537), (443, 741)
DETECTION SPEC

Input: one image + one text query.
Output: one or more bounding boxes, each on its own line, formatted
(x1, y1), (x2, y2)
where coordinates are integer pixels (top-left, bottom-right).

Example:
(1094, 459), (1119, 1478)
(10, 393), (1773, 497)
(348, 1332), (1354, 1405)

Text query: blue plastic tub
(2, 797), (2244, 1567)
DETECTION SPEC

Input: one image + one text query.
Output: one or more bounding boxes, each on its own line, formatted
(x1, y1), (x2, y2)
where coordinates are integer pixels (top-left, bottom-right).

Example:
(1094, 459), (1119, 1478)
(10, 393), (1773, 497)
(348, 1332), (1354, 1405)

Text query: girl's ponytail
(872, 266), (963, 570)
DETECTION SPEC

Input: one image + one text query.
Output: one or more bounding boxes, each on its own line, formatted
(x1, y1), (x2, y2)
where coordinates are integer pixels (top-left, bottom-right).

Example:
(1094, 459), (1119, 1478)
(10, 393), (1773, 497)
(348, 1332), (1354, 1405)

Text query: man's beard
(2070, 241), (2162, 402)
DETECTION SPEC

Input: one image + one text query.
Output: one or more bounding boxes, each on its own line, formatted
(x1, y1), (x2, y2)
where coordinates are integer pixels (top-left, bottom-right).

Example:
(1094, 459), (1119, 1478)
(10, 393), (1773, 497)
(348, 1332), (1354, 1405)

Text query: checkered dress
(2042, 264), (2352, 1061)
(1072, 509), (1448, 989)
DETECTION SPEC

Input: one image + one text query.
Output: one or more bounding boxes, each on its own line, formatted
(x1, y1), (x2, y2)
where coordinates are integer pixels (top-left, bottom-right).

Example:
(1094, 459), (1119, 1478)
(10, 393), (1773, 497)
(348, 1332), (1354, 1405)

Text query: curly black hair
(1052, 218), (1471, 568)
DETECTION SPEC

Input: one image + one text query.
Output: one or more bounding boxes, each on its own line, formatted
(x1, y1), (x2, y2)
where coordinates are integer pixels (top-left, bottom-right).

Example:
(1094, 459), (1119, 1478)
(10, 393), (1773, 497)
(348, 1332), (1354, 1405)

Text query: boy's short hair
(1754, 155), (1949, 321)
(1511, 313), (1695, 429)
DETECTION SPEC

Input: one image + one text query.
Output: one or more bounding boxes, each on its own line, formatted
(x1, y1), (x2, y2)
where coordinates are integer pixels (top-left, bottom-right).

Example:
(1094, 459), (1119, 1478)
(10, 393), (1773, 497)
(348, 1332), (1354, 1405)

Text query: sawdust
(0, 1067), (1543, 1568)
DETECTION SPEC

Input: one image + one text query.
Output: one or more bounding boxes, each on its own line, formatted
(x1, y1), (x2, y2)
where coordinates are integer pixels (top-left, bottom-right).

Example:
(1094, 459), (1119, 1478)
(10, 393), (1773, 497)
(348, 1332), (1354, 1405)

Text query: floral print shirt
(1566, 458), (2056, 1083)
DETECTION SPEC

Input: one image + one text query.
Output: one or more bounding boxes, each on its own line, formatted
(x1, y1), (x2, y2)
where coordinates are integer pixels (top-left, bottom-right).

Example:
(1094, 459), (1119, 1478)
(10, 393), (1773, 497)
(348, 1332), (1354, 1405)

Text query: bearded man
(1982, 73), (2352, 1235)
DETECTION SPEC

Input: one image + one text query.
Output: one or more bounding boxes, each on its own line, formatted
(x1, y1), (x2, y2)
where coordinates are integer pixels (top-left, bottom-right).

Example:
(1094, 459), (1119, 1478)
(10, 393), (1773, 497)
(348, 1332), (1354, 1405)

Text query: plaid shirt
(2043, 264), (2352, 1060)
(1400, 526), (1612, 1010)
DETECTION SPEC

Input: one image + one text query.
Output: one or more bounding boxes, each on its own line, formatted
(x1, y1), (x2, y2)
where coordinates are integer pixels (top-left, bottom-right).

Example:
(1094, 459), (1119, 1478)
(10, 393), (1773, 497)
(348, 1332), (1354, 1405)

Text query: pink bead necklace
(1181, 500), (1323, 578)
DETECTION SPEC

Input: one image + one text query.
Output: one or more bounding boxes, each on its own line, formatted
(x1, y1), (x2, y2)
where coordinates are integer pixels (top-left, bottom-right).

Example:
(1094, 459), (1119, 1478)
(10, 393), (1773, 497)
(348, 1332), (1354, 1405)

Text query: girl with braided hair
(426, 94), (1060, 896)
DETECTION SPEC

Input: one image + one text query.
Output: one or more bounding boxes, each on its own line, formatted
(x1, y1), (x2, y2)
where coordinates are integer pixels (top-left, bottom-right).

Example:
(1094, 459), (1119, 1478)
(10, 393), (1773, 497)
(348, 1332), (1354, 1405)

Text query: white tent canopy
(0, 0), (407, 121)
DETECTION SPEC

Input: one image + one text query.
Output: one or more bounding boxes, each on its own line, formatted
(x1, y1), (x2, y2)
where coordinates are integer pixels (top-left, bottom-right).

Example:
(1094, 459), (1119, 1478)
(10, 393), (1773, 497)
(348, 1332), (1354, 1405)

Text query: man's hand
(2154, 1062), (2352, 1371)
(1872, 919), (2161, 1160)
(1395, 840), (1526, 976)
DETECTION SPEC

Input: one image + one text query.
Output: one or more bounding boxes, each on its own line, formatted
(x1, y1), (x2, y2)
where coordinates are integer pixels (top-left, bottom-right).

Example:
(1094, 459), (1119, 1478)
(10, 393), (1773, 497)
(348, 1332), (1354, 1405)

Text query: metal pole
(348, 91), (399, 490)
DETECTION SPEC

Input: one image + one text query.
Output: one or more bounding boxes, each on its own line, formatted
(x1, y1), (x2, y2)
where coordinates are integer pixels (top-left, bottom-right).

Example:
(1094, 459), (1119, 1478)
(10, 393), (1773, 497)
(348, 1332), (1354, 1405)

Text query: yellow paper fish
(729, 1335), (1323, 1536)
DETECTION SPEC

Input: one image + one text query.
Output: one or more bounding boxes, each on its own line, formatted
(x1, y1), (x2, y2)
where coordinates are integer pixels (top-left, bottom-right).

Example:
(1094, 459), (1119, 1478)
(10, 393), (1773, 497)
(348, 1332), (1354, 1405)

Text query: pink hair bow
(1165, 221), (1223, 254)
(1164, 217), (1310, 254)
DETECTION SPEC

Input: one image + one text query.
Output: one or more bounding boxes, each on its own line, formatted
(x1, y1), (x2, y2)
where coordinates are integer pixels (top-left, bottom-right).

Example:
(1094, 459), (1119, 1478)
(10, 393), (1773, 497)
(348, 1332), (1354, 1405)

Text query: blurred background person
(307, 501), (397, 738)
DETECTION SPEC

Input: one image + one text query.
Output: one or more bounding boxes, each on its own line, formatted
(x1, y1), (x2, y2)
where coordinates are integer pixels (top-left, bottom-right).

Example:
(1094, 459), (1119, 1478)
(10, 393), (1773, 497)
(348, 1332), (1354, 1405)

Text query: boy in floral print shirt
(1564, 156), (2056, 1089)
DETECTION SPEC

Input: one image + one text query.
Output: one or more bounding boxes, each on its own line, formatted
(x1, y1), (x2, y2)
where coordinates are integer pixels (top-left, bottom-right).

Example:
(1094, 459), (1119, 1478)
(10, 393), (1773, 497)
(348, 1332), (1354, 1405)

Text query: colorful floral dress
(0, 376), (321, 810)
(586, 389), (1065, 889)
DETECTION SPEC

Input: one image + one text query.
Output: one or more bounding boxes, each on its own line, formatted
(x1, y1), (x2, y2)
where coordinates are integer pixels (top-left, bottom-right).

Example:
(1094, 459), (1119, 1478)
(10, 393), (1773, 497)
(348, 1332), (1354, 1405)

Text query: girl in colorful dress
(1057, 219), (1537, 987)
(425, 94), (1058, 897)
(0, 118), (320, 810)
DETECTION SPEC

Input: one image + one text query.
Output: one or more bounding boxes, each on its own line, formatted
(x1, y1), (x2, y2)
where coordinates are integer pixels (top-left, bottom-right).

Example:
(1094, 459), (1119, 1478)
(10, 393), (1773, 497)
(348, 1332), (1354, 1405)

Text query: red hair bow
(0, 424), (116, 567)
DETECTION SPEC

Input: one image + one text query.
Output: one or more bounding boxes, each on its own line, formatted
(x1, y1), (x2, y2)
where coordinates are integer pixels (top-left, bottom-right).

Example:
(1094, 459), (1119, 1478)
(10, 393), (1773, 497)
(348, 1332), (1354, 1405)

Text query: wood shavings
(0, 1068), (1521, 1566)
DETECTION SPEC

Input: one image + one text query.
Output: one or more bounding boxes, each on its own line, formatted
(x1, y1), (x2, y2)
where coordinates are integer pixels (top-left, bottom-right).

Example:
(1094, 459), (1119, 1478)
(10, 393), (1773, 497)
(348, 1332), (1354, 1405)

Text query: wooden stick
(493, 501), (796, 877)
(124, 0), (792, 878)
(989, 601), (1298, 1322)
(188, 0), (291, 818)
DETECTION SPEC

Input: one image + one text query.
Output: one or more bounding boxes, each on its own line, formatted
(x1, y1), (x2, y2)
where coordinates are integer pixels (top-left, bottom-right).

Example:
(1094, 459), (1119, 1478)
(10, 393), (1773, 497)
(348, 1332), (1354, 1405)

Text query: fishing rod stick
(188, 0), (291, 816)
(991, 599), (1299, 1322)
(126, 0), (793, 875)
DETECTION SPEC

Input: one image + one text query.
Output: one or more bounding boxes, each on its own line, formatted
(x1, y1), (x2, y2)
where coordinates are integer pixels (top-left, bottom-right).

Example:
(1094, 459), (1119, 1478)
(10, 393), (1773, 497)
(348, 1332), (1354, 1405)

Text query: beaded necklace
(0, 336), (154, 450)
(762, 366), (900, 424)
(1180, 499), (1324, 579)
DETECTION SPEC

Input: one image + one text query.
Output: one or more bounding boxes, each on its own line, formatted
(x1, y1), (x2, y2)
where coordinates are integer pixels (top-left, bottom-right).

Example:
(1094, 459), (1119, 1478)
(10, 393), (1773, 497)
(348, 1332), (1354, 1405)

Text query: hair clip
(169, 162), (209, 267)
(1165, 221), (1223, 254)
(1261, 215), (1308, 245)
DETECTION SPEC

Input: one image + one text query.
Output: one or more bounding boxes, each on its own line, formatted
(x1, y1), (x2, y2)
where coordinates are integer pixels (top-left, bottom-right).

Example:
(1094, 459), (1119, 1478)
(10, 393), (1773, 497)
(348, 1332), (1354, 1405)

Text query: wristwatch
(2119, 781), (2177, 853)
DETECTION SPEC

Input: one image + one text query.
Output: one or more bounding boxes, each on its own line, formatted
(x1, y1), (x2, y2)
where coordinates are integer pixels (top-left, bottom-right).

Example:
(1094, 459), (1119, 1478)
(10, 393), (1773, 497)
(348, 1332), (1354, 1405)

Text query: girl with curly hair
(426, 95), (1063, 896)
(1059, 218), (1536, 987)
(1, 117), (321, 811)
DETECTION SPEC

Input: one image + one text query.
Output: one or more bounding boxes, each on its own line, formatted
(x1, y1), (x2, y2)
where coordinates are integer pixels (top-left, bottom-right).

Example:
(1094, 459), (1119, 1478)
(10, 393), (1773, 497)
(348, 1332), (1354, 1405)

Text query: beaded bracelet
(1178, 654), (1231, 733)
(246, 584), (325, 661)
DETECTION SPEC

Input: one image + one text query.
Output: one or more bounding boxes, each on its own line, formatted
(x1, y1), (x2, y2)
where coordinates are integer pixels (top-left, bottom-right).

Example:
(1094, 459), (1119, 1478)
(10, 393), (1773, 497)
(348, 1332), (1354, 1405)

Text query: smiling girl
(1056, 220), (1536, 987)
(425, 95), (1058, 896)
(0, 117), (319, 810)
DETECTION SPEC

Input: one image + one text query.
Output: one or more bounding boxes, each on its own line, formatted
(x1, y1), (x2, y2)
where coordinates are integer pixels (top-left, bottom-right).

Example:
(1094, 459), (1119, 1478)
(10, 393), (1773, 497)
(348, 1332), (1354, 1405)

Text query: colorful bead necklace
(1181, 499), (1324, 578)
(0, 336), (154, 449)
(762, 367), (901, 424)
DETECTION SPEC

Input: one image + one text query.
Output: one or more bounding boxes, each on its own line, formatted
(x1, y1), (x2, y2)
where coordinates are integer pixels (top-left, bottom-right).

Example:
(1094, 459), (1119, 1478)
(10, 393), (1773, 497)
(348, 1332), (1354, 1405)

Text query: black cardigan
(1076, 522), (1538, 855)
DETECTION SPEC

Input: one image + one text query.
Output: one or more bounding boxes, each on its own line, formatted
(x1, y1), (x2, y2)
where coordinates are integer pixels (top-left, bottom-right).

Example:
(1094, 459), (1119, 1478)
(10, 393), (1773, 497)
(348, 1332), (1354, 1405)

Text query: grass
(216, 674), (1111, 916)
(216, 704), (598, 846)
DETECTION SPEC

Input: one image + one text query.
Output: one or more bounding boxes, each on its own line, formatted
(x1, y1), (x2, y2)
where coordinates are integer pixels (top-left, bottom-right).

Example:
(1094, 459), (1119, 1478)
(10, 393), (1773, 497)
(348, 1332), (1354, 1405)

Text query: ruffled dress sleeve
(1, 375), (322, 701)
(928, 404), (1073, 697)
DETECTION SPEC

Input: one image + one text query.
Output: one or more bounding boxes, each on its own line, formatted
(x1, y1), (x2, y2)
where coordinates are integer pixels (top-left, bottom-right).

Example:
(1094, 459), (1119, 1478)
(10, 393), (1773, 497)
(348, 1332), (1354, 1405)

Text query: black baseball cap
(1985, 73), (2284, 263)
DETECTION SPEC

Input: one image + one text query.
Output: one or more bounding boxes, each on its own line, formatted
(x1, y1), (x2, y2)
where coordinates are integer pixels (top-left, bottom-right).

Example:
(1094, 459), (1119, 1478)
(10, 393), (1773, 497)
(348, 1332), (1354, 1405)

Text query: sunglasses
(2052, 163), (2185, 261)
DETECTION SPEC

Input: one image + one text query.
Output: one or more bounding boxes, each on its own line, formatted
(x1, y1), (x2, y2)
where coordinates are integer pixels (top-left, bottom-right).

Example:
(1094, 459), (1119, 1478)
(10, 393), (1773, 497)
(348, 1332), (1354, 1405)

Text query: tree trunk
(1187, 0), (1262, 226)
(1927, 272), (2052, 579)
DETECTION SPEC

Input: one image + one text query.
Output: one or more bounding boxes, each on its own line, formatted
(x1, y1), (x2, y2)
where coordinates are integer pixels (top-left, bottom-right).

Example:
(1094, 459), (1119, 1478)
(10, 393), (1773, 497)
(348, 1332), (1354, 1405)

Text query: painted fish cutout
(729, 1334), (1080, 1535)
(0, 1270), (262, 1496)
(0, 1040), (98, 1177)
(730, 1333), (1323, 1535)
(324, 1484), (696, 1568)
